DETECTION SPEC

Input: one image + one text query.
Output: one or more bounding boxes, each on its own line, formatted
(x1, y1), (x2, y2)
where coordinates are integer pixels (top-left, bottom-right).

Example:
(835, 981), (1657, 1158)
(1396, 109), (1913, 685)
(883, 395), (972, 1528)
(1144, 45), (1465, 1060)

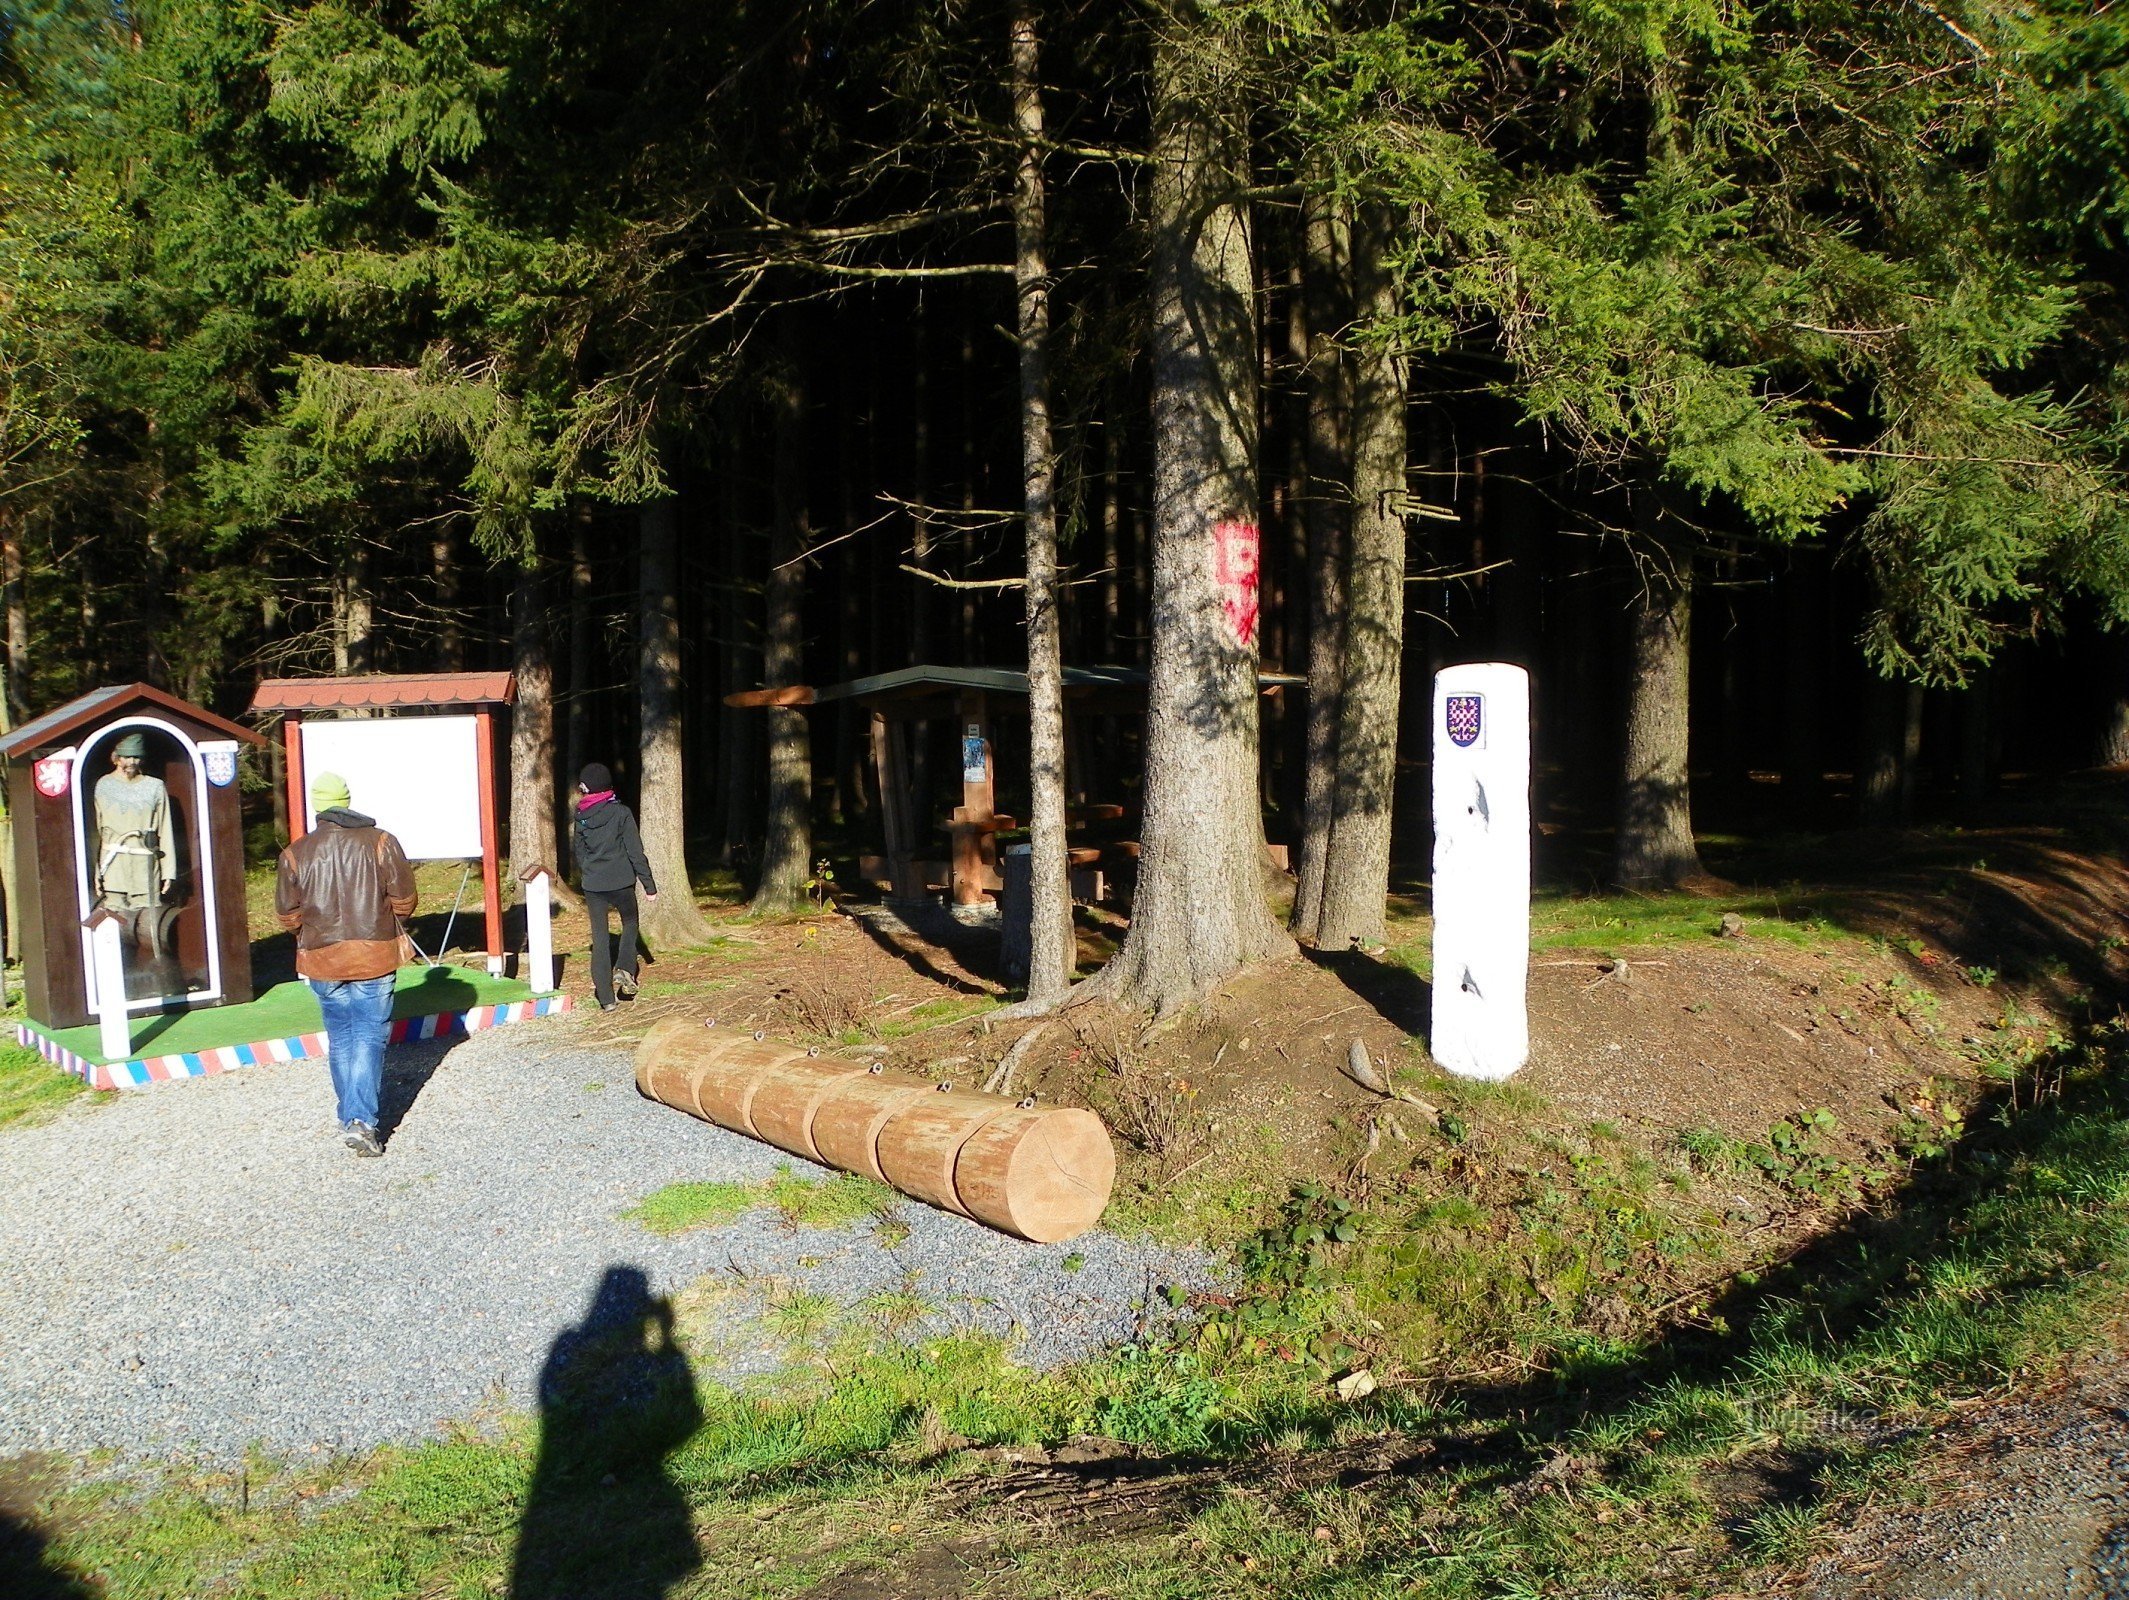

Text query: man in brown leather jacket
(275, 771), (418, 1156)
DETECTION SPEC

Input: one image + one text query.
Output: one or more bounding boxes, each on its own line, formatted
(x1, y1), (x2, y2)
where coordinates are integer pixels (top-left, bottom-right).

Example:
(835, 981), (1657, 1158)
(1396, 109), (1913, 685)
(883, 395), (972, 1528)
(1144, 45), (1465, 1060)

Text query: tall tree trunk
(2098, 632), (2129, 766)
(637, 499), (713, 945)
(1, 513), (25, 728)
(1613, 549), (1703, 886)
(1099, 417), (1122, 660)
(1857, 673), (1923, 827)
(0, 587), (17, 970)
(1900, 680), (1924, 815)
(751, 359), (814, 913)
(508, 552), (567, 906)
(564, 510), (593, 792)
(717, 447), (756, 867)
(1086, 12), (1290, 1015)
(1012, 0), (1076, 1004)
(1313, 211), (1406, 950)
(909, 316), (933, 669)
(79, 566), (97, 688)
(434, 527), (464, 672)
(2099, 695), (2129, 768)
(1289, 192), (1350, 945)
(1959, 668), (1992, 800)
(958, 319), (980, 664)
(1780, 560), (1822, 810)
(140, 525), (171, 689)
(264, 591), (288, 842)
(333, 543), (374, 675)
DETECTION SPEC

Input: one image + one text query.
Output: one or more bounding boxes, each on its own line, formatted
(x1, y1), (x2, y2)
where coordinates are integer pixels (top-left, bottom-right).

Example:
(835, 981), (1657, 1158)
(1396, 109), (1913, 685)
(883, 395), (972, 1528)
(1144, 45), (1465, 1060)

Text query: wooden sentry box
(1, 684), (265, 1031)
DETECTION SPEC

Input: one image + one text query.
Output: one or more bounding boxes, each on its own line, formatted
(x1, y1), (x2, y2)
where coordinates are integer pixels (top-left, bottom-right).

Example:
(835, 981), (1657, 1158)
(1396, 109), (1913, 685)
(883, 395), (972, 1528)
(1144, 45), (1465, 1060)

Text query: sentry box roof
(0, 684), (266, 760)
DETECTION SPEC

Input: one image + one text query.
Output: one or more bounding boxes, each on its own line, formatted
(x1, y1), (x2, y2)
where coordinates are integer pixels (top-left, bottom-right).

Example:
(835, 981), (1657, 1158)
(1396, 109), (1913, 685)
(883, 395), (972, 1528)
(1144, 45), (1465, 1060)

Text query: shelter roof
(807, 664), (1305, 705)
(250, 672), (517, 714)
(0, 683), (267, 759)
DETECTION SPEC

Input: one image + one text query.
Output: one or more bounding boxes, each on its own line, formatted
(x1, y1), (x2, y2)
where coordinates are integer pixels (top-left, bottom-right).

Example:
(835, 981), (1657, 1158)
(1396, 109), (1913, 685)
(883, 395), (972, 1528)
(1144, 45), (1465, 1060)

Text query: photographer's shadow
(508, 1266), (703, 1600)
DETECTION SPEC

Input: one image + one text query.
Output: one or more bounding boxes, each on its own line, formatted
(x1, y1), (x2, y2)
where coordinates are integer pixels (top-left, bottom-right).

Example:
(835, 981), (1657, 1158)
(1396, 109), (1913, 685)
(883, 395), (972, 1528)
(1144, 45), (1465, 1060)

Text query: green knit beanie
(310, 771), (352, 812)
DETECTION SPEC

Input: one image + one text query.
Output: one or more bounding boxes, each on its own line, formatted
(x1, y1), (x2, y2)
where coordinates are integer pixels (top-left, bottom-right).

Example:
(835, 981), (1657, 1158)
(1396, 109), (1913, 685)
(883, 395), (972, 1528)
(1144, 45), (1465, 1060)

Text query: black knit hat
(579, 762), (612, 792)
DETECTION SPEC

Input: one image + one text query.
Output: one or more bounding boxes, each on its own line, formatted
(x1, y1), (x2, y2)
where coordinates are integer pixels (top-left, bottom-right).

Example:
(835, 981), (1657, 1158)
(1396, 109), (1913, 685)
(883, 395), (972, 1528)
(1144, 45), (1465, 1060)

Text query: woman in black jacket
(569, 762), (658, 1011)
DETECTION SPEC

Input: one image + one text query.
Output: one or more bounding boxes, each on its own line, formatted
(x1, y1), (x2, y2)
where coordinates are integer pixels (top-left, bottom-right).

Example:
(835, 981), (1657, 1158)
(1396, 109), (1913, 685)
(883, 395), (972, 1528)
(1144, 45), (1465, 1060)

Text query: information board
(298, 716), (485, 860)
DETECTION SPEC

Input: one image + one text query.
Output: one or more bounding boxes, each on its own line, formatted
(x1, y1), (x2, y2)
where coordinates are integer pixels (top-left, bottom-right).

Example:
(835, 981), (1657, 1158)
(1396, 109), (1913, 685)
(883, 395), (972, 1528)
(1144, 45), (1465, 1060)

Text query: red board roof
(250, 672), (516, 713)
(0, 683), (267, 759)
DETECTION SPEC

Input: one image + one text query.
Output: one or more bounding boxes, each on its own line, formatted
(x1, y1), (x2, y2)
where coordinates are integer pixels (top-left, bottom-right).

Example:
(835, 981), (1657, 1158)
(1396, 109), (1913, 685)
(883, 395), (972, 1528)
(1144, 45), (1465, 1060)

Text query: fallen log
(634, 1018), (1114, 1243)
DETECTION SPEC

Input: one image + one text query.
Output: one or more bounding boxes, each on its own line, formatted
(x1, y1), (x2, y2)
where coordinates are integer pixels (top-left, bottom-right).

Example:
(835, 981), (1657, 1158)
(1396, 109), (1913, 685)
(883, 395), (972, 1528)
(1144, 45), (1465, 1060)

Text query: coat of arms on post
(1445, 694), (1485, 748)
(33, 750), (73, 798)
(201, 744), (239, 787)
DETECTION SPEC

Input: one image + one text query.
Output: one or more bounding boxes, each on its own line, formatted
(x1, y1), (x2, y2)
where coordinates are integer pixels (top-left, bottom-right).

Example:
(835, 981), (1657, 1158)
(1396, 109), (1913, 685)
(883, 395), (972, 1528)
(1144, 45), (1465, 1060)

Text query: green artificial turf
(26, 964), (541, 1064)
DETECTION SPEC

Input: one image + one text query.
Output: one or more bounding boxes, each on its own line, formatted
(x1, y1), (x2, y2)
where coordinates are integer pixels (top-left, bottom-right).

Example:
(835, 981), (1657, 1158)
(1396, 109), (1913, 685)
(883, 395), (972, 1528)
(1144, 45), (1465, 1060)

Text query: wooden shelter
(1, 684), (265, 1030)
(726, 664), (1301, 906)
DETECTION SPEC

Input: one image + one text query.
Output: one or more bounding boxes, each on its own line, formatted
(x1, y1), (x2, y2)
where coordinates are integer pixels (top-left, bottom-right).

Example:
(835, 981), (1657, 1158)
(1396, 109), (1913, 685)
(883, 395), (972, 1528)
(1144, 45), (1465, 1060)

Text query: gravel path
(1799, 1337), (2129, 1599)
(0, 1019), (1212, 1463)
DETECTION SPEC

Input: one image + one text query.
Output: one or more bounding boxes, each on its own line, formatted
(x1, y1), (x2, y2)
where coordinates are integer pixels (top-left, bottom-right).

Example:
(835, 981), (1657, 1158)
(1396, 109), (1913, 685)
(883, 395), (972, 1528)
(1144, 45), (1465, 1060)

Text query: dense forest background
(4, 0), (2129, 1006)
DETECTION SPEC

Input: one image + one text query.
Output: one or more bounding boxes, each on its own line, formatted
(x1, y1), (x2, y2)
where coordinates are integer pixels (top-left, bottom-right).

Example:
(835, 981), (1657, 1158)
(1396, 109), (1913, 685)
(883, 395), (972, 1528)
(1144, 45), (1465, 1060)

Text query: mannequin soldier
(94, 732), (174, 913)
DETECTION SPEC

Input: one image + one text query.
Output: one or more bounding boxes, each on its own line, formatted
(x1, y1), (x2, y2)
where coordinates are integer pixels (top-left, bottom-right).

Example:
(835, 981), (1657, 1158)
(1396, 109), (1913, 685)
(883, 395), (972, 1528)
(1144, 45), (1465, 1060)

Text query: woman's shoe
(614, 970), (639, 1000)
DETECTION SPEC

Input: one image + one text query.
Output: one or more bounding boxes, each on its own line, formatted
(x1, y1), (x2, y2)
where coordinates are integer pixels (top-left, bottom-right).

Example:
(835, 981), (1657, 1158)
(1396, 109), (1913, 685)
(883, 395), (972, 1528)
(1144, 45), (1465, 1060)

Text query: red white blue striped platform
(17, 993), (574, 1092)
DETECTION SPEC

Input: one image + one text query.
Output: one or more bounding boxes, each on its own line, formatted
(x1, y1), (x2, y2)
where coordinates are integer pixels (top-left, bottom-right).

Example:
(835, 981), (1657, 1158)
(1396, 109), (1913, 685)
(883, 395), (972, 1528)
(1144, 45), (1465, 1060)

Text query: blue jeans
(311, 975), (396, 1129)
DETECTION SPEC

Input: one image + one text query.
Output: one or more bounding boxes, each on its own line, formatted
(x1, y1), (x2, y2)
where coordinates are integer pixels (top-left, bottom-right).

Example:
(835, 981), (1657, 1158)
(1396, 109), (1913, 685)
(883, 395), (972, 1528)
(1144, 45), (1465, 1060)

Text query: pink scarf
(577, 789), (615, 812)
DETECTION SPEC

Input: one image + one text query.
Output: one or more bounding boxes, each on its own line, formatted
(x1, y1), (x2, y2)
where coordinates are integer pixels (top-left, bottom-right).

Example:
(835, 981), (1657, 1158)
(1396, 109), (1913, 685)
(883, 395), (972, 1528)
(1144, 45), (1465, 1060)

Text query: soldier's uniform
(94, 746), (173, 910)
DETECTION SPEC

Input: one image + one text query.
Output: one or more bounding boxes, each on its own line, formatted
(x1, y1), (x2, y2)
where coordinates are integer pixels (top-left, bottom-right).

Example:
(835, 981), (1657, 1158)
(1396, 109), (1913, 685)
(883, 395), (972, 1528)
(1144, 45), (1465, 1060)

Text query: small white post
(86, 912), (131, 1064)
(524, 868), (555, 994)
(1430, 663), (1531, 1080)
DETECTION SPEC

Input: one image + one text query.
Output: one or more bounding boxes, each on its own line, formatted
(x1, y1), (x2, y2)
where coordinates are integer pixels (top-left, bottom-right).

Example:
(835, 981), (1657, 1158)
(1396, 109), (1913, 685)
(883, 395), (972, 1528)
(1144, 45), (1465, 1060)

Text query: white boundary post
(523, 867), (555, 994)
(1430, 663), (1531, 1080)
(85, 912), (131, 1064)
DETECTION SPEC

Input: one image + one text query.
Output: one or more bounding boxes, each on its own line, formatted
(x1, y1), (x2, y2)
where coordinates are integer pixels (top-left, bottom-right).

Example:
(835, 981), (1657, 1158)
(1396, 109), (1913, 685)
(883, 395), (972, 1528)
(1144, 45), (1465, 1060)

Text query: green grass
(1383, 884), (1857, 980)
(762, 1168), (900, 1229)
(24, 966), (542, 1067)
(625, 1166), (902, 1236)
(835, 993), (1005, 1046)
(0, 1032), (93, 1130)
(1527, 886), (1846, 952)
(624, 1179), (760, 1234)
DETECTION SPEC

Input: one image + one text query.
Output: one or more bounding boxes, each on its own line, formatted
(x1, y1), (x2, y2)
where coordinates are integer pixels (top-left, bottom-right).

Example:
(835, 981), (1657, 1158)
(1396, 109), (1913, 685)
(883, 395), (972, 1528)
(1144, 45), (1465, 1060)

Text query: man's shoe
(598, 999), (619, 1013)
(614, 970), (639, 1000)
(344, 1122), (383, 1158)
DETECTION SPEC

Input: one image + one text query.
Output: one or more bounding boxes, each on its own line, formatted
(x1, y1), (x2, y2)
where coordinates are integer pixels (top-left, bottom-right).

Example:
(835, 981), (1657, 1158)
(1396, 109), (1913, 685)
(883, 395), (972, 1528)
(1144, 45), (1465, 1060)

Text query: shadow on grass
(843, 899), (1001, 997)
(1304, 945), (1433, 1041)
(508, 1265), (703, 1600)
(0, 1510), (94, 1600)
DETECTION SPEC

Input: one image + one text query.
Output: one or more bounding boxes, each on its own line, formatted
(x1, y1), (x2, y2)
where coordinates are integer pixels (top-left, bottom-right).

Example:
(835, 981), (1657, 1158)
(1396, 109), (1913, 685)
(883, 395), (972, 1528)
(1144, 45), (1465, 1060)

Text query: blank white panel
(299, 717), (484, 860)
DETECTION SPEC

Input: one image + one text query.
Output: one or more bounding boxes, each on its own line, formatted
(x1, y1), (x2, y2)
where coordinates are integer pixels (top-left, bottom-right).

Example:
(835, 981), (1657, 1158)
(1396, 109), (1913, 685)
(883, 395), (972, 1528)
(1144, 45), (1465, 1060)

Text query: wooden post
(952, 690), (997, 905)
(283, 716), (307, 841)
(870, 711), (910, 901)
(85, 910), (128, 1063)
(520, 864), (555, 993)
(475, 707), (505, 975)
(879, 711), (926, 903)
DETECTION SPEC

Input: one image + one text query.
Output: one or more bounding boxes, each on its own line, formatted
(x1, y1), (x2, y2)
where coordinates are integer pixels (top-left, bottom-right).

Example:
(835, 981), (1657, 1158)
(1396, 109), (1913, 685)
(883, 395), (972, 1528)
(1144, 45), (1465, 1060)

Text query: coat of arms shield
(1445, 694), (1484, 749)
